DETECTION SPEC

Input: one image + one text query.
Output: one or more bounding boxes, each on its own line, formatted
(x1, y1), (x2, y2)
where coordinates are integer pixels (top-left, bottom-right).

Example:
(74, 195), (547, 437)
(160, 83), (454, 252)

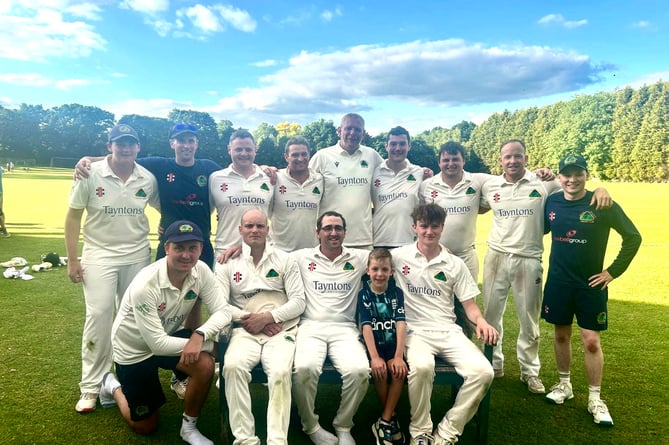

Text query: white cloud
(120, 0), (169, 15)
(253, 59), (277, 67)
(321, 7), (342, 22)
(104, 98), (193, 119)
(206, 39), (611, 119)
(183, 4), (223, 33)
(66, 3), (102, 21)
(0, 4), (106, 61)
(538, 13), (587, 28)
(55, 78), (91, 89)
(0, 73), (52, 87)
(213, 4), (256, 32)
(0, 73), (92, 90)
(110, 72), (128, 78)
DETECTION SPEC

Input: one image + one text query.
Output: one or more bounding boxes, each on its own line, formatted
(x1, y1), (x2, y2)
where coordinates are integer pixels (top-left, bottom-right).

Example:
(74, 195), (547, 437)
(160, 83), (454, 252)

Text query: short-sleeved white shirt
(214, 242), (306, 326)
(481, 171), (560, 258)
(111, 258), (231, 365)
(209, 165), (273, 252)
(68, 158), (159, 265)
(392, 243), (479, 331)
(420, 171), (493, 254)
(372, 161), (424, 247)
(309, 144), (383, 247)
(269, 168), (323, 251)
(292, 246), (369, 323)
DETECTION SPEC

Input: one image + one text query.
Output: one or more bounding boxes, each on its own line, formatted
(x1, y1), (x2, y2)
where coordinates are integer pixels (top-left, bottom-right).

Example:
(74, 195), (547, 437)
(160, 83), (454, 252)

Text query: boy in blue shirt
(358, 248), (408, 445)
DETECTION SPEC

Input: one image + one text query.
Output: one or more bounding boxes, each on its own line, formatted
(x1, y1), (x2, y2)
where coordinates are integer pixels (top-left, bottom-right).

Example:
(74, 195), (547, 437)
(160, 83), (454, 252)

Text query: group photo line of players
(65, 112), (641, 445)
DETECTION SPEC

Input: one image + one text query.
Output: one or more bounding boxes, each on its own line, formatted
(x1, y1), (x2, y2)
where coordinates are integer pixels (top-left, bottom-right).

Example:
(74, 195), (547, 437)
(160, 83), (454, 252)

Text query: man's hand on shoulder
(73, 157), (94, 180)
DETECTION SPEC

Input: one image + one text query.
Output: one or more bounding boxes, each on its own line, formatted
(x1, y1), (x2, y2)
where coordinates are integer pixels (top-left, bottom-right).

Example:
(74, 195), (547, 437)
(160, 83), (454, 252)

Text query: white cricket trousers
(223, 327), (297, 445)
(482, 249), (543, 376)
(292, 321), (370, 434)
(406, 330), (493, 440)
(455, 246), (479, 283)
(79, 260), (148, 393)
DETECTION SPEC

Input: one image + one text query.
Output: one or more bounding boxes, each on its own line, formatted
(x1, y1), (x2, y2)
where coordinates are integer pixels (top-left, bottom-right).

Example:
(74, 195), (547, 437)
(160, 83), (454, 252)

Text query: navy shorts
(542, 279), (608, 331)
(369, 342), (400, 362)
(115, 329), (192, 421)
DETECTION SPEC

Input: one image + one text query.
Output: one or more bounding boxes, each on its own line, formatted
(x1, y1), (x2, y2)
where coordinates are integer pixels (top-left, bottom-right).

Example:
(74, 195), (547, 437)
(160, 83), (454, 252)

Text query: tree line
(0, 81), (667, 181)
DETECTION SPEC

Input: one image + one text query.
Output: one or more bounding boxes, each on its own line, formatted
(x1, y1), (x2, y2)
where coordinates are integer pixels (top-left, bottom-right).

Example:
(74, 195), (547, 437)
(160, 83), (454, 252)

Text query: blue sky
(1, 0), (668, 135)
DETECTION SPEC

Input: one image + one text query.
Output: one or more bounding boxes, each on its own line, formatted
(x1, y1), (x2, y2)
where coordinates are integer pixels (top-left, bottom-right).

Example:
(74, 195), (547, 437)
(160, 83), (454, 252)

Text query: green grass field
(1, 167), (667, 444)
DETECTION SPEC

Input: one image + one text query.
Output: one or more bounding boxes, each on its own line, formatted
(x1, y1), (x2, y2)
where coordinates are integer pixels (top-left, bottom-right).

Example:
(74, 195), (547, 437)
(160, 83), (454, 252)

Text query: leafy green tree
(41, 104), (114, 160)
(631, 82), (669, 181)
(302, 119), (337, 152)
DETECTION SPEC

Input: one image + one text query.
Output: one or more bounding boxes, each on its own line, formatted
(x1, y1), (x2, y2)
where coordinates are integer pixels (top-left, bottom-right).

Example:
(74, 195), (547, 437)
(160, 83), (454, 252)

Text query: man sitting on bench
(391, 204), (498, 445)
(292, 211), (371, 445)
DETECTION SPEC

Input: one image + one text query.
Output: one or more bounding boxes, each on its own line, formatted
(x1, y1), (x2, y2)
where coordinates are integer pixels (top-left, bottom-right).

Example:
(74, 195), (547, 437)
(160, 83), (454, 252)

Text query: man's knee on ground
(130, 412), (159, 435)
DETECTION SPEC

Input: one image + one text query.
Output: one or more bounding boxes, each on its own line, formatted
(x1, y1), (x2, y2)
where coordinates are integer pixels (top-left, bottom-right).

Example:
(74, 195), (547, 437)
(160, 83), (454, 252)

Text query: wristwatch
(194, 329), (205, 339)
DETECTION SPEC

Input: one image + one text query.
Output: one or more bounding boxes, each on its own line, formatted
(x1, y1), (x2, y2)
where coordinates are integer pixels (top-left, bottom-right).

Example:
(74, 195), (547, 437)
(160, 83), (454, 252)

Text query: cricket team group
(64, 113), (641, 445)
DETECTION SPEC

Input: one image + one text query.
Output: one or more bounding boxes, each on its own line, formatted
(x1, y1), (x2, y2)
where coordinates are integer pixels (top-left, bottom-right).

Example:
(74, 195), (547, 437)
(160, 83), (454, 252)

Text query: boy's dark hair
(387, 126), (410, 144)
(411, 203), (446, 225)
(438, 141), (466, 160)
(368, 247), (393, 267)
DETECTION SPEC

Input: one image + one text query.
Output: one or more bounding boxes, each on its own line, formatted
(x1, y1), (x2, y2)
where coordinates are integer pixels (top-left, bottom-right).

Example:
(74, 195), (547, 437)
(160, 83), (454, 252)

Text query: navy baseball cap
(169, 123), (198, 140)
(164, 220), (204, 244)
(108, 124), (139, 143)
(558, 154), (588, 173)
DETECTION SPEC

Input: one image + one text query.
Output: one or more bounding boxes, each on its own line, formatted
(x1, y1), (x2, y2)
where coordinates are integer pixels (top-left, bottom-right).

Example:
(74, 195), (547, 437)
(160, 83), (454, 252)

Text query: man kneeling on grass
(100, 220), (232, 445)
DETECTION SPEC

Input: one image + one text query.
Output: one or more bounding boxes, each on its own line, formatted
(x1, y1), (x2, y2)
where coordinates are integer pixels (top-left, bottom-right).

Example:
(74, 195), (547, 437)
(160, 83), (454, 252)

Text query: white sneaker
(308, 426), (338, 445)
(433, 431), (456, 445)
(520, 374), (546, 394)
(180, 426), (214, 445)
(99, 372), (120, 408)
(337, 430), (356, 445)
(75, 392), (97, 413)
(545, 381), (574, 404)
(588, 399), (614, 426)
(170, 376), (189, 400)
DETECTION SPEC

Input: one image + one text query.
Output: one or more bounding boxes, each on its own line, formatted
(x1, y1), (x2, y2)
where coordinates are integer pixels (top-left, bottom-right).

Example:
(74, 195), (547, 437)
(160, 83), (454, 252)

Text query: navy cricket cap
(558, 154), (588, 173)
(169, 123), (198, 140)
(108, 124), (139, 143)
(164, 220), (204, 244)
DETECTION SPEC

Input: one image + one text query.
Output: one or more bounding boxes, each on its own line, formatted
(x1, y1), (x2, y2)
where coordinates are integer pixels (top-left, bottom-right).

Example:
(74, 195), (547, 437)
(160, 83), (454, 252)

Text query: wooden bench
(217, 330), (493, 444)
